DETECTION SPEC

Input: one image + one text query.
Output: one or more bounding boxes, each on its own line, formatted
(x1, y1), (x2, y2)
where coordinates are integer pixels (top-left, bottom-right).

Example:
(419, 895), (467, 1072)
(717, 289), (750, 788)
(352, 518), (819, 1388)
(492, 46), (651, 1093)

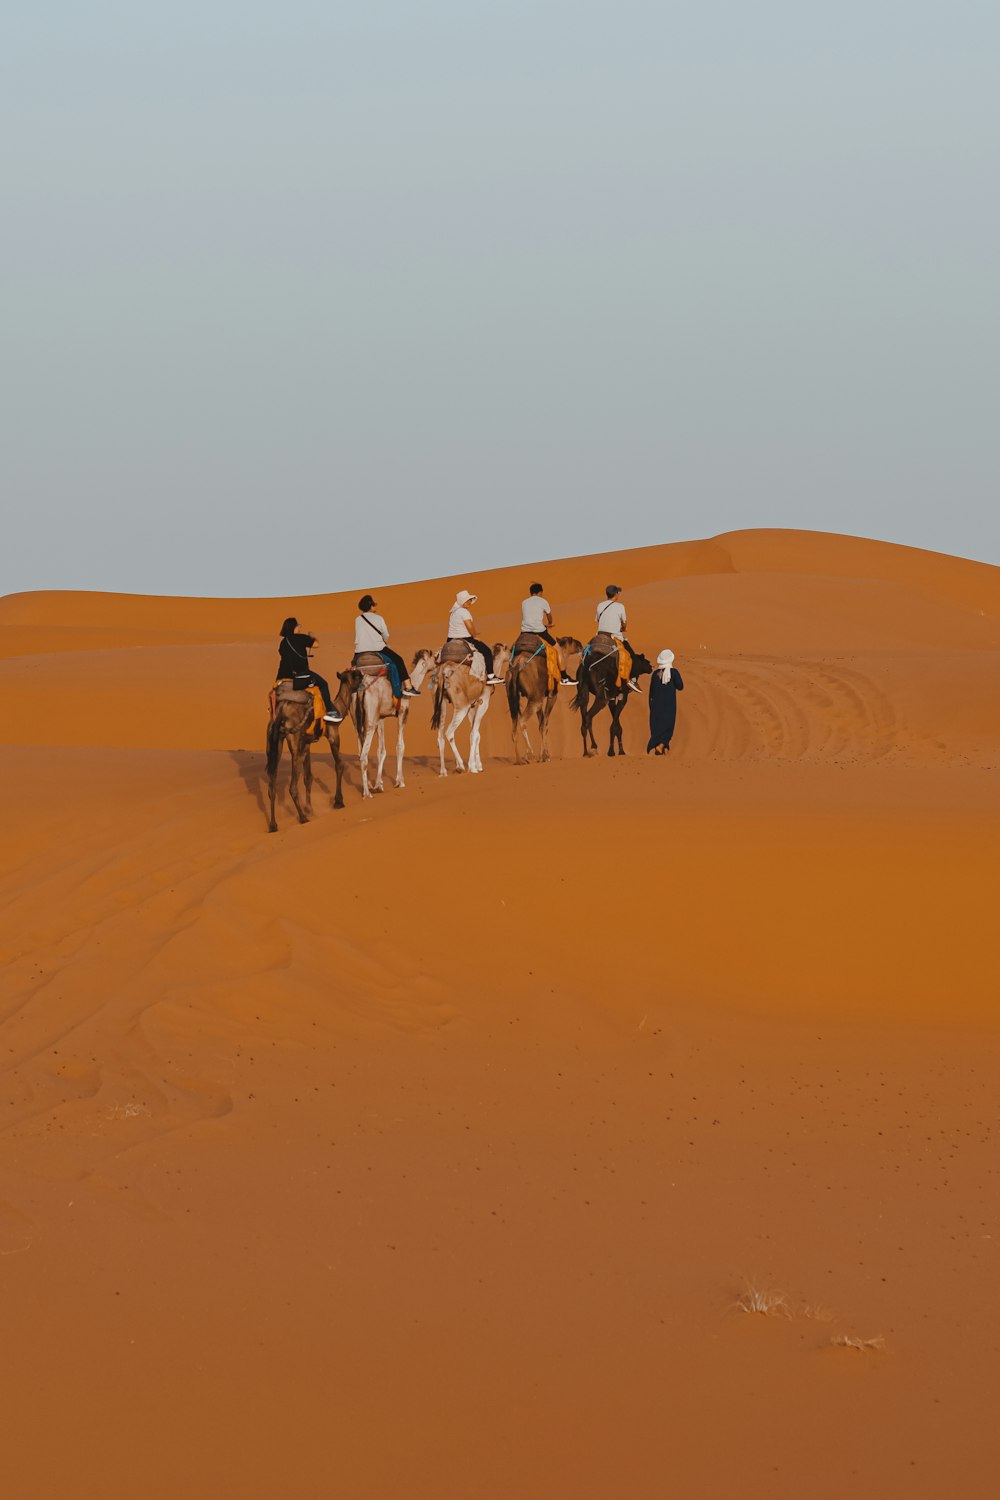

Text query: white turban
(655, 648), (674, 684)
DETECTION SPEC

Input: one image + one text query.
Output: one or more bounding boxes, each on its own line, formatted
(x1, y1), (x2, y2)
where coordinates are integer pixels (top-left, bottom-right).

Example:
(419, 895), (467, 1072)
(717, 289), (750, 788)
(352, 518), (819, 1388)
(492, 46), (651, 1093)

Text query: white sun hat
(655, 648), (674, 682)
(454, 589), (478, 607)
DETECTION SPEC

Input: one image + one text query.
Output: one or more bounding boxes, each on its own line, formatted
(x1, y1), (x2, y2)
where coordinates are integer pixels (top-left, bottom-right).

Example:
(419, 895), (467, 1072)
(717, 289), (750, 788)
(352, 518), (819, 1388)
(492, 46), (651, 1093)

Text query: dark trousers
(353, 648), (408, 697)
(536, 630), (557, 647)
(621, 638), (637, 678)
(309, 671), (334, 712)
(450, 637), (495, 675)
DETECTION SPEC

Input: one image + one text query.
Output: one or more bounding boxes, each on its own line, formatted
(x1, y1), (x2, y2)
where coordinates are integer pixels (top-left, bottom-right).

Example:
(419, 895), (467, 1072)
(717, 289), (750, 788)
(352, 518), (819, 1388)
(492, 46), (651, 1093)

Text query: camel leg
(359, 715), (376, 798)
(515, 702), (535, 763)
(266, 721), (282, 832)
(447, 703), (470, 772)
(608, 696), (624, 756)
(374, 721), (387, 792)
(288, 738), (309, 824)
(469, 699), (487, 773)
(326, 728), (345, 809)
(538, 692), (557, 763)
(303, 741), (314, 813)
(394, 704), (408, 789)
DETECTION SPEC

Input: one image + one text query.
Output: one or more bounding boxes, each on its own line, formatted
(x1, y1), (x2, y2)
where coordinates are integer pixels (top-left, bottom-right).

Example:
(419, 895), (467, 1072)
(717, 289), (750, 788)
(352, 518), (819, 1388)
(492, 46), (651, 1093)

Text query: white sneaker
(487, 674), (505, 685)
(322, 710), (344, 723)
(627, 679), (640, 692)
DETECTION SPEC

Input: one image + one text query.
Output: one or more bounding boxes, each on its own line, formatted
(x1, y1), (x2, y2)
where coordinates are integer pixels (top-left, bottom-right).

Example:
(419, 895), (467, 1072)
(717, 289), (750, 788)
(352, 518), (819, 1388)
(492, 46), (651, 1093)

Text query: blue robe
(647, 668), (683, 751)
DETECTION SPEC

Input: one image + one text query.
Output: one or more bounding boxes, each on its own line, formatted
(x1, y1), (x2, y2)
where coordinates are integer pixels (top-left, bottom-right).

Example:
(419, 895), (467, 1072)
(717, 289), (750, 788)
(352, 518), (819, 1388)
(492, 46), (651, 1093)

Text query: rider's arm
(544, 609), (553, 627)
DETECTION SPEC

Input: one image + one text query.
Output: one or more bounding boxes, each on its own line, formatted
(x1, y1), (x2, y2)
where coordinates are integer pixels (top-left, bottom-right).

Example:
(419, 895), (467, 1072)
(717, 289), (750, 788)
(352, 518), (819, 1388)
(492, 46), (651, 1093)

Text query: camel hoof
(268, 823), (277, 834)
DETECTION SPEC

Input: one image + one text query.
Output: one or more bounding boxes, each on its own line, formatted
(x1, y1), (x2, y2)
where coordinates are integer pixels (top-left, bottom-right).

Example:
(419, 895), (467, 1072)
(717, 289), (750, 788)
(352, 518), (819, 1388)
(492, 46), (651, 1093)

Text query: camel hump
(512, 631), (545, 656)
(355, 651), (387, 672)
(438, 639), (474, 665)
(275, 682), (313, 704)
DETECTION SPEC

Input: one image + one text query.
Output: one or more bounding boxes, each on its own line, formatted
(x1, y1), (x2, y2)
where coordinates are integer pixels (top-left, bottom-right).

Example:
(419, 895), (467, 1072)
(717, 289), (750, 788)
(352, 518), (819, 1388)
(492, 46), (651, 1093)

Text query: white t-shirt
(521, 595), (551, 632)
(595, 599), (627, 638)
(355, 612), (389, 652)
(448, 605), (473, 639)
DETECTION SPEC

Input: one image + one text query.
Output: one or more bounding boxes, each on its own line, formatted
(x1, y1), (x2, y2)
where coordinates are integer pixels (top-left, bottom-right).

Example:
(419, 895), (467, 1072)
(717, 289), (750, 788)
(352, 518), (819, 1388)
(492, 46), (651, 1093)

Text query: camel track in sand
(686, 657), (899, 764)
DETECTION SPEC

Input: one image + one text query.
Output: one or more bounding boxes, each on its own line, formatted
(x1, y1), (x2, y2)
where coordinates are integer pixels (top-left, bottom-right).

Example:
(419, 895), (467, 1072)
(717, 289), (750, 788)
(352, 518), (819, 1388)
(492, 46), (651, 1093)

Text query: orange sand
(2, 529), (999, 1498)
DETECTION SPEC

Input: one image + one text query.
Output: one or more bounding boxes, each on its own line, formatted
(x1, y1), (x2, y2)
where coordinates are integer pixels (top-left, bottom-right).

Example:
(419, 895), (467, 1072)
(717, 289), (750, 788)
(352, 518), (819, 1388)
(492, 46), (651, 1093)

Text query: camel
(572, 638), (653, 756)
(506, 635), (583, 765)
(430, 642), (512, 776)
(353, 648), (435, 797)
(266, 671), (353, 832)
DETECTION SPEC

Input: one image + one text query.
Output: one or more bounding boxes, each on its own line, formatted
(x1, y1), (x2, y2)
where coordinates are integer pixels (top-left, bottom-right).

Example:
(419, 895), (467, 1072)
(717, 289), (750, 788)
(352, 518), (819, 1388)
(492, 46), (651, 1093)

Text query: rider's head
(605, 584), (622, 599)
(358, 594), (377, 612)
(280, 616), (298, 637)
(529, 582), (544, 596)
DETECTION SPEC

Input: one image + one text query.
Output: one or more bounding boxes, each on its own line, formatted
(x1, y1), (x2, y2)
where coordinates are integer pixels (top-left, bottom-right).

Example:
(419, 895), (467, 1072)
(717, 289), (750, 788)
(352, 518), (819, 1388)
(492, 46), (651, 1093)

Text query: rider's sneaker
(561, 675), (577, 686)
(626, 678), (641, 692)
(322, 710), (343, 723)
(487, 674), (505, 685)
(402, 686), (421, 698)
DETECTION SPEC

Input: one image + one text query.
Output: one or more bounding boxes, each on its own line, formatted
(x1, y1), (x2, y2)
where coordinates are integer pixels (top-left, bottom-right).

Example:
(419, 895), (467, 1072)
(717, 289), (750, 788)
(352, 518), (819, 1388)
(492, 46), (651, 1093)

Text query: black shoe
(402, 686), (420, 698)
(561, 675), (576, 686)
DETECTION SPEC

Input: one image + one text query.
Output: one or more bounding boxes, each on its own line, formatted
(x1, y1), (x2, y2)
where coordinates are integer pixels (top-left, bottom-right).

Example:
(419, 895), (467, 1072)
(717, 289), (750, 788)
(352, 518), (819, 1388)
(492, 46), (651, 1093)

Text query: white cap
(454, 589), (477, 607)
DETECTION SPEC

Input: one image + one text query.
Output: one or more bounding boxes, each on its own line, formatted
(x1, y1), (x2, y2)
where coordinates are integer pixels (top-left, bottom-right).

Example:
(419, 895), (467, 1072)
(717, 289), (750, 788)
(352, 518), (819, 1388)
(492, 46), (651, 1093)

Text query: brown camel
(505, 635), (583, 765)
(430, 643), (512, 775)
(266, 670), (354, 832)
(353, 648), (435, 797)
(572, 639), (653, 756)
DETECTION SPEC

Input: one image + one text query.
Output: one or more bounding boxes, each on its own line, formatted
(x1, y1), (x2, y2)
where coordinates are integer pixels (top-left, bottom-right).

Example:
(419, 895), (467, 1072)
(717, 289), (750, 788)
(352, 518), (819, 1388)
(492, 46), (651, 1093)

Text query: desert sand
(2, 528), (999, 1498)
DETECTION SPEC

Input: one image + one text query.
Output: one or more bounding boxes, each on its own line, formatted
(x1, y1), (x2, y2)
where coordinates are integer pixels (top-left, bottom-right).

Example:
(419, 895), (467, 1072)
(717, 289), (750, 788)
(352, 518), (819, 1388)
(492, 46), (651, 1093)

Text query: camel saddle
(586, 632), (619, 658)
(355, 651), (388, 674)
(438, 639), (474, 665)
(512, 631), (548, 657)
(275, 681), (313, 704)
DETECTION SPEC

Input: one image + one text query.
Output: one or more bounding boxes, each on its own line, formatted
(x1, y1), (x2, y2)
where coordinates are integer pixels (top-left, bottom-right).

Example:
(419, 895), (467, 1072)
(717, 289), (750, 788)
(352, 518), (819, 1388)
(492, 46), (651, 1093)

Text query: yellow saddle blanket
(615, 640), (630, 687)
(271, 679), (325, 729)
(544, 644), (561, 693)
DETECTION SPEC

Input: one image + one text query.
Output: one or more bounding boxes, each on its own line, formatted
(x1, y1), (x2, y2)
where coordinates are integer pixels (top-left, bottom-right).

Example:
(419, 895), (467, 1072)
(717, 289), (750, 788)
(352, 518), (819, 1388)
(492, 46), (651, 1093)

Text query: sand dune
(2, 529), (999, 1498)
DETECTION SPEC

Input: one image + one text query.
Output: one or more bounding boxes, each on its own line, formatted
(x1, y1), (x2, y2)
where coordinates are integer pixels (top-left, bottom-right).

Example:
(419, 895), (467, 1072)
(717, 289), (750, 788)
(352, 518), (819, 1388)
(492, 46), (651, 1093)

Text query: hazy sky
(3, 1), (998, 597)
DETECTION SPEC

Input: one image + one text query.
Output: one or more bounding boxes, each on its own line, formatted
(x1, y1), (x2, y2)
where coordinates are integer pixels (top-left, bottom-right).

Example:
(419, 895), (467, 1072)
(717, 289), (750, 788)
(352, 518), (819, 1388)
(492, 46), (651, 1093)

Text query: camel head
(410, 648), (436, 688)
(630, 651), (654, 682)
(492, 642), (512, 677)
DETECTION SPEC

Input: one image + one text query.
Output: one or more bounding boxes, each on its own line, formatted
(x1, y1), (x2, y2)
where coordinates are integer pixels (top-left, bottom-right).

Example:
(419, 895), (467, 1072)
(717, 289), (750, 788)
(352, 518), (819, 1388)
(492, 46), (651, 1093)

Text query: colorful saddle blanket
(512, 633), (560, 693)
(585, 633), (630, 687)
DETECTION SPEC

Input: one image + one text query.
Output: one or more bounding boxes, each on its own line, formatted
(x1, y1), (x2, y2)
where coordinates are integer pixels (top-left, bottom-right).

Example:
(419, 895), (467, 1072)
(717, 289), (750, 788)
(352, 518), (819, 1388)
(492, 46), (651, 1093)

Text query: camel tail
(266, 717), (282, 777)
(430, 669), (447, 732)
(571, 669), (588, 716)
(506, 661), (521, 722)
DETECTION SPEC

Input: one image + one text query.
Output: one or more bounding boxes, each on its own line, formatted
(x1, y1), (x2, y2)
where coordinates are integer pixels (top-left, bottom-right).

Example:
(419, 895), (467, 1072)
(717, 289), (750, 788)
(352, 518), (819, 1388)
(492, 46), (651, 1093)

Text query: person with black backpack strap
(595, 585), (640, 692)
(353, 594), (420, 699)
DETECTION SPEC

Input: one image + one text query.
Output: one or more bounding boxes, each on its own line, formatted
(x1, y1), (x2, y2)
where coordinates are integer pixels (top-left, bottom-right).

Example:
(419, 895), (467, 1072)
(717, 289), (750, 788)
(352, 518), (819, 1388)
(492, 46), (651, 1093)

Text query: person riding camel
(276, 617), (343, 723)
(520, 582), (575, 686)
(447, 590), (504, 685)
(354, 594), (420, 699)
(595, 585), (640, 692)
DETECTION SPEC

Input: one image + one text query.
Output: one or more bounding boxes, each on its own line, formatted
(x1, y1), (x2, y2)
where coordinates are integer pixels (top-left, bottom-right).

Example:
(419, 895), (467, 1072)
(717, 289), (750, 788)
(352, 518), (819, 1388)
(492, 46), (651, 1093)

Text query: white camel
(353, 648), (435, 798)
(430, 644), (511, 777)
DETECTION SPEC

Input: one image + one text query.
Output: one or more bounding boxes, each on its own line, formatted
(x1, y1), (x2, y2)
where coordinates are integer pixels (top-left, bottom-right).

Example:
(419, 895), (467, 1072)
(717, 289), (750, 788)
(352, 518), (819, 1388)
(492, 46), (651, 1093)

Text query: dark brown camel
(572, 640), (652, 756)
(266, 670), (356, 832)
(506, 635), (583, 765)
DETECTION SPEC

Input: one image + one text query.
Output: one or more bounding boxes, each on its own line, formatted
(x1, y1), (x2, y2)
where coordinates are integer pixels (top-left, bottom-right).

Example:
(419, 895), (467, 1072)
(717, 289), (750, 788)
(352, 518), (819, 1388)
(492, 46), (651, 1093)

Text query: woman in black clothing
(277, 617), (341, 723)
(647, 648), (683, 754)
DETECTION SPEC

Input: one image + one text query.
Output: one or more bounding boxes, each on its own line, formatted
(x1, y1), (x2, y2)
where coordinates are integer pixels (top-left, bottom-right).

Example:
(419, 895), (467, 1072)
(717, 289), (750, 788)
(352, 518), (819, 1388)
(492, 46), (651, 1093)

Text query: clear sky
(3, 1), (998, 597)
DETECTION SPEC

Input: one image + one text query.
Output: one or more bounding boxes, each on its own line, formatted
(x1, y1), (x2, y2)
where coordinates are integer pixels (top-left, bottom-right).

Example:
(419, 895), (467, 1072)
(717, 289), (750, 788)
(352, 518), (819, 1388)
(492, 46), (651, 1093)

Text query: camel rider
(448, 590), (504, 685)
(520, 582), (575, 686)
(354, 595), (420, 698)
(277, 617), (343, 723)
(596, 585), (640, 692)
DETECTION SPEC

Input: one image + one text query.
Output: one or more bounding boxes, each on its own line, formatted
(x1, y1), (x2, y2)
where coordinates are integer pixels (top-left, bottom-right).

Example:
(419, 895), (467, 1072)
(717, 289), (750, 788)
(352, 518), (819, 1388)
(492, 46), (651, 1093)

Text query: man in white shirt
(353, 594), (420, 698)
(520, 582), (574, 685)
(595, 584), (639, 691)
(447, 590), (503, 684)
